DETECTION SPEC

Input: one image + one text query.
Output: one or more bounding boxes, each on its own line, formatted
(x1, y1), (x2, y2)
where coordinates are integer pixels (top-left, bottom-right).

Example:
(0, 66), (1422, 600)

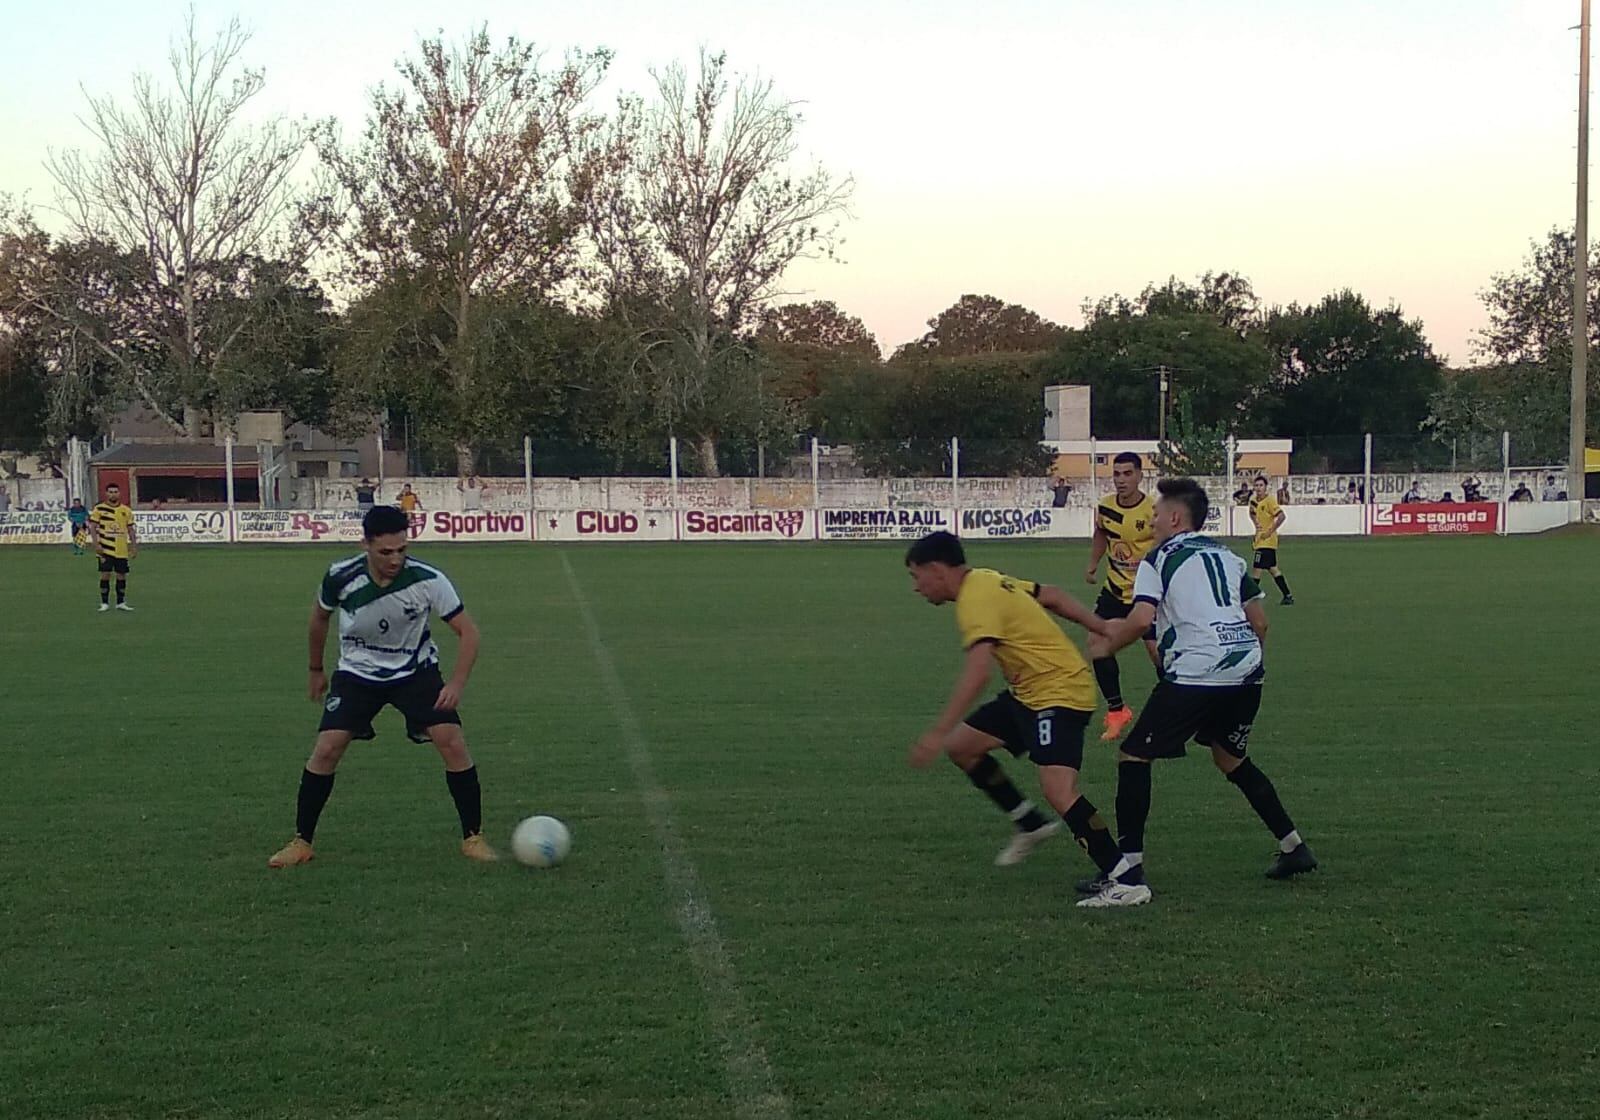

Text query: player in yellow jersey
(905, 531), (1151, 907)
(89, 483), (138, 612)
(1249, 476), (1294, 605)
(1083, 452), (1160, 740)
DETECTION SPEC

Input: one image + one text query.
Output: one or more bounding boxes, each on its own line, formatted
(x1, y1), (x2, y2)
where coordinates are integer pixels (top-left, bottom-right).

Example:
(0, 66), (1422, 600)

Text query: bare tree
(321, 29), (612, 474)
(593, 51), (852, 474)
(3, 12), (322, 436)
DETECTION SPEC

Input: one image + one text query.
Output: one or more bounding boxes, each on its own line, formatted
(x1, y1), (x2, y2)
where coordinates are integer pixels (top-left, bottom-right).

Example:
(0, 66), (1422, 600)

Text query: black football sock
(1062, 796), (1123, 875)
(1226, 759), (1297, 842)
(445, 765), (483, 838)
(1092, 657), (1124, 710)
(964, 754), (1050, 832)
(1273, 573), (1292, 597)
(115, 579), (127, 604)
(100, 582), (110, 605)
(295, 769), (336, 843)
(1115, 760), (1152, 857)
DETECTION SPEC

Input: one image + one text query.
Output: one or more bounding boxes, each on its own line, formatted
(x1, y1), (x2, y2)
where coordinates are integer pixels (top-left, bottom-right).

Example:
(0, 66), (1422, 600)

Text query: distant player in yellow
(1084, 452), (1160, 740)
(905, 531), (1150, 907)
(89, 483), (137, 612)
(1249, 476), (1295, 605)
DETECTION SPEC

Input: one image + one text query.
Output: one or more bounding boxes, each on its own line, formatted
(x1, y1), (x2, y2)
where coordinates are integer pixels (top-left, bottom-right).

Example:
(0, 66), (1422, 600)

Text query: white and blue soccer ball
(511, 815), (571, 869)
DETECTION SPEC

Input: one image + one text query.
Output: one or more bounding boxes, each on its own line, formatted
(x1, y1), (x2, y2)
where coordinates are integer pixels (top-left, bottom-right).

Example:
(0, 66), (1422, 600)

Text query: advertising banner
(1371, 502), (1498, 535)
(819, 508), (954, 541)
(679, 509), (815, 541)
(538, 509), (677, 542)
(235, 510), (364, 543)
(0, 510), (72, 545)
(405, 509), (531, 542)
(132, 509), (230, 544)
(957, 507), (1065, 539)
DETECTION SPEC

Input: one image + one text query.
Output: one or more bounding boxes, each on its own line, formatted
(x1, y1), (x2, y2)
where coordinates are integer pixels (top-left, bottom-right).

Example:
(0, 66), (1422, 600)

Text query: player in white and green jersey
(1078, 478), (1316, 906)
(267, 505), (495, 867)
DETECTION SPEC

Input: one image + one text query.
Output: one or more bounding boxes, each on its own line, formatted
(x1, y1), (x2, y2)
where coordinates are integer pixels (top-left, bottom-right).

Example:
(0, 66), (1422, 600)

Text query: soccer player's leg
(269, 674), (379, 867)
(1256, 549), (1293, 604)
(96, 556), (112, 611)
(948, 696), (1058, 866)
(1020, 705), (1145, 905)
(398, 667), (494, 861)
(1198, 685), (1315, 878)
(1077, 682), (1207, 898)
(1091, 589), (1136, 740)
(113, 558), (132, 610)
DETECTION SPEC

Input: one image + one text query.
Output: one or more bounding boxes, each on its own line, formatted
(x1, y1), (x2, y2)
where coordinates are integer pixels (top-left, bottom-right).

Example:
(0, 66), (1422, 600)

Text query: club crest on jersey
(325, 696), (341, 712)
(1136, 520), (1146, 530)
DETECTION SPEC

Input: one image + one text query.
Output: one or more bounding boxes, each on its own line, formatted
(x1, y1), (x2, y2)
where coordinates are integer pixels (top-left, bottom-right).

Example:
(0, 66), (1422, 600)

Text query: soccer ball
(511, 815), (571, 868)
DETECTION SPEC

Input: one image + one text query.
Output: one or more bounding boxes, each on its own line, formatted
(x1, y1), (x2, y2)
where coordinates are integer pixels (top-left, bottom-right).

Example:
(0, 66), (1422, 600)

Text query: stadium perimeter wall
(0, 500), (1588, 545)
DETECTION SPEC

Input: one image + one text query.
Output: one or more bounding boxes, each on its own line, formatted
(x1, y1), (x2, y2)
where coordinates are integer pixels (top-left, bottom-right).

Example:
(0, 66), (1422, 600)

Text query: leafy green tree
(1152, 392), (1238, 476)
(891, 294), (1063, 360)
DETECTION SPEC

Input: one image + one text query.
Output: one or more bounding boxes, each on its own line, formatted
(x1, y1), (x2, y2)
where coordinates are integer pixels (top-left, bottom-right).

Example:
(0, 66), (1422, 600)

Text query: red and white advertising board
(405, 510), (531, 542)
(538, 509), (677, 541)
(235, 510), (365, 543)
(679, 509), (815, 541)
(820, 508), (955, 541)
(1371, 502), (1498, 535)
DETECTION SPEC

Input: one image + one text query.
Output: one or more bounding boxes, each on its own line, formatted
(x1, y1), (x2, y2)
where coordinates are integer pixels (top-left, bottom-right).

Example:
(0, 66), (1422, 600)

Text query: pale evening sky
(0, 0), (1580, 365)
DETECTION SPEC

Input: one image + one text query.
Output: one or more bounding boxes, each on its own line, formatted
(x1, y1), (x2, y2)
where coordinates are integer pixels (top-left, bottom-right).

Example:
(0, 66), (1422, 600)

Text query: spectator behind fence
(1461, 476), (1483, 503)
(1050, 477), (1073, 508)
(1402, 480), (1423, 503)
(459, 475), (483, 511)
(397, 483), (422, 513)
(1345, 481), (1359, 504)
(0, 485), (10, 513)
(1440, 491), (1456, 503)
(1542, 475), (1562, 501)
(1276, 480), (1290, 506)
(355, 478), (376, 512)
(1510, 481), (1534, 502)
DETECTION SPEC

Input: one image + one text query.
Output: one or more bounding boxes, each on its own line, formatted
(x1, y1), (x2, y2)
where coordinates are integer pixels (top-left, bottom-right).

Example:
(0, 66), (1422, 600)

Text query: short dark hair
(905, 530), (965, 568)
(1112, 451), (1143, 470)
(363, 504), (410, 540)
(1157, 477), (1209, 530)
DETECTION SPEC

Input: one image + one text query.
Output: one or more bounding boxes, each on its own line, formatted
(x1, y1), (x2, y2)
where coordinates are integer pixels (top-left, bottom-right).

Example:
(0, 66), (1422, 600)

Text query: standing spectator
(1276, 480), (1291, 506)
(0, 484), (10, 513)
(1050, 477), (1073, 508)
(1509, 481), (1534, 502)
(1403, 480), (1423, 503)
(1344, 481), (1360, 504)
(1461, 476), (1483, 503)
(1541, 475), (1562, 502)
(459, 474), (483, 512)
(355, 478), (376, 513)
(397, 483), (422, 513)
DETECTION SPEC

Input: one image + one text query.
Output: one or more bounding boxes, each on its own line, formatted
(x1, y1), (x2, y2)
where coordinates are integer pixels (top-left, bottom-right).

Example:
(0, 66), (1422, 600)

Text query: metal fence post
(811, 438), (820, 510)
(1363, 433), (1374, 535)
(523, 435), (534, 512)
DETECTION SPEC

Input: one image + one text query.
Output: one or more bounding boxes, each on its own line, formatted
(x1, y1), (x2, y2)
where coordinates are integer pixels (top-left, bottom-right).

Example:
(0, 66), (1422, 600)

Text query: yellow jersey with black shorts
(954, 568), (1095, 768)
(1094, 493), (1156, 618)
(1249, 495), (1281, 568)
(90, 502), (135, 572)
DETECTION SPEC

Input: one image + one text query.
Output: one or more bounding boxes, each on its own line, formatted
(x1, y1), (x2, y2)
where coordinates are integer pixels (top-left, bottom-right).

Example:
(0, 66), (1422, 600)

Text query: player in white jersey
(268, 505), (494, 867)
(1077, 478), (1316, 903)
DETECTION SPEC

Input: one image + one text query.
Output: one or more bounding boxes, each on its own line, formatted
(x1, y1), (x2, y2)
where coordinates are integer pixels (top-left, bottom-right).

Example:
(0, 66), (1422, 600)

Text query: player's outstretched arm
(307, 605), (332, 701)
(434, 609), (481, 711)
(1035, 584), (1110, 636)
(909, 641), (995, 769)
(1090, 602), (1156, 660)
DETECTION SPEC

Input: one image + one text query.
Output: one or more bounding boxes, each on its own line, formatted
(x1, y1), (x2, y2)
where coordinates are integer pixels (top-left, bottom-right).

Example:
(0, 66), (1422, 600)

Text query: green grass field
(4, 532), (1597, 1120)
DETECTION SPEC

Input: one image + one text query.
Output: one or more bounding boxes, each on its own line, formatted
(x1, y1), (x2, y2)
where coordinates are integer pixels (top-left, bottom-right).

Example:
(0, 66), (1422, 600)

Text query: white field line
(559, 552), (790, 1120)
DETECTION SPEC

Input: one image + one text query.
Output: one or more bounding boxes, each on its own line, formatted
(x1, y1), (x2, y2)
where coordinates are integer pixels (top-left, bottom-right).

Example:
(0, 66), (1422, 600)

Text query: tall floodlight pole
(1575, 0), (1591, 502)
